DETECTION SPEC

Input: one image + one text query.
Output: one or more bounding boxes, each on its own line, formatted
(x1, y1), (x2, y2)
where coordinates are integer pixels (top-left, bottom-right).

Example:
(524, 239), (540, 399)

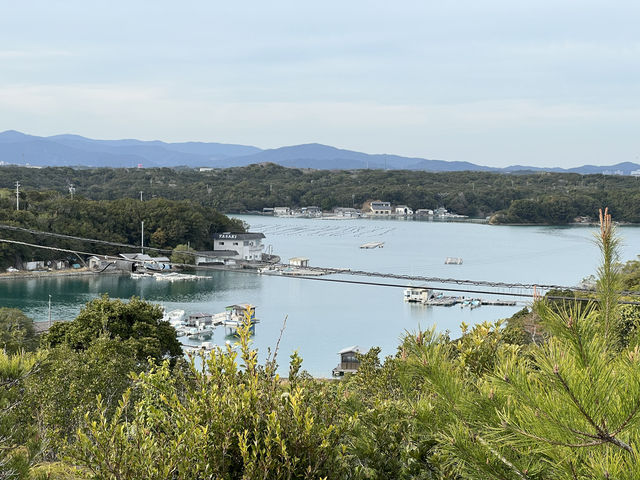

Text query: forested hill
(2, 164), (640, 224)
(0, 193), (244, 268)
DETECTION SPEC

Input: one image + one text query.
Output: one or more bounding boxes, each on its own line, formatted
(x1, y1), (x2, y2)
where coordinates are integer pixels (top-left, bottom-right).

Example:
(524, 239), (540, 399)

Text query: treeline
(3, 164), (640, 223)
(0, 192), (244, 268)
(3, 215), (640, 478)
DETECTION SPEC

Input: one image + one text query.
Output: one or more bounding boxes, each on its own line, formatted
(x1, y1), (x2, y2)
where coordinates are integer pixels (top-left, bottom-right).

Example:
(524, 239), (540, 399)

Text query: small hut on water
(332, 346), (361, 377)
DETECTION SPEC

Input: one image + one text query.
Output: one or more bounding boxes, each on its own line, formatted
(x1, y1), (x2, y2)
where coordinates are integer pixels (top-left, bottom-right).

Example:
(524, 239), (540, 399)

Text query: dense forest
(0, 192), (244, 269)
(3, 213), (640, 478)
(2, 164), (640, 224)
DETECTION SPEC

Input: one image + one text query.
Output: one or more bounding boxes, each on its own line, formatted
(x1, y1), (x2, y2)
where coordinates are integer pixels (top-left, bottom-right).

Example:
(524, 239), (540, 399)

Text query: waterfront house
(333, 207), (361, 218)
(88, 256), (119, 272)
(368, 201), (392, 215)
(332, 346), (361, 376)
(212, 232), (265, 261)
(395, 205), (413, 216)
(301, 206), (322, 218)
(415, 209), (434, 217)
(274, 207), (291, 216)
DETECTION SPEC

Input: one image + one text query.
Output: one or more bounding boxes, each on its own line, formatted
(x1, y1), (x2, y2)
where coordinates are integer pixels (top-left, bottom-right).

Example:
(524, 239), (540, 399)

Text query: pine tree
(404, 208), (640, 478)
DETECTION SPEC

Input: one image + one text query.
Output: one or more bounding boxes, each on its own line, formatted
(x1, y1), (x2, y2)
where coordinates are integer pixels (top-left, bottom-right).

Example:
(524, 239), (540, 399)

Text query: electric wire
(3, 228), (640, 304)
(0, 222), (611, 293)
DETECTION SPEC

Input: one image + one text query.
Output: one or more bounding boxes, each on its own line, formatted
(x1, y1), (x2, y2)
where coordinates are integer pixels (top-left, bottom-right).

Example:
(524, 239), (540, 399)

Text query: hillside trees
(0, 308), (37, 353)
(401, 209), (640, 478)
(42, 295), (182, 362)
(0, 195), (244, 268)
(70, 325), (348, 479)
(6, 165), (640, 223)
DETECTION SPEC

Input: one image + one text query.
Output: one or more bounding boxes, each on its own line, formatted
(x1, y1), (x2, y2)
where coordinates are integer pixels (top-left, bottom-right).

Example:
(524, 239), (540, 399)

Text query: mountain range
(1, 130), (638, 175)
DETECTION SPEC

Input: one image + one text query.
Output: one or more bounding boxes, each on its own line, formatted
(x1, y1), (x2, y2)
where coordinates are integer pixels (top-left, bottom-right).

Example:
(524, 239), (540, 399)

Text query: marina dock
(404, 287), (516, 308)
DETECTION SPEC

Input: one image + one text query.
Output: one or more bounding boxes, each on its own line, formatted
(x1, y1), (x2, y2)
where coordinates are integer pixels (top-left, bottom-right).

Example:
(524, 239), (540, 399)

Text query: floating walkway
(404, 287), (516, 308)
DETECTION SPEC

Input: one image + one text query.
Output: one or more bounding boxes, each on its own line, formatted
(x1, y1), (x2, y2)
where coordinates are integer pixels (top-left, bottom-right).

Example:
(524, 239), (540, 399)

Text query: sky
(1, 1), (639, 168)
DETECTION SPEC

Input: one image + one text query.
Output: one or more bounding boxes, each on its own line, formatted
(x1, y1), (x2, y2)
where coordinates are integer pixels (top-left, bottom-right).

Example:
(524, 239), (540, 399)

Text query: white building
(333, 207), (361, 218)
(369, 201), (392, 215)
(274, 207), (291, 216)
(289, 257), (309, 267)
(212, 232), (266, 261)
(395, 205), (413, 215)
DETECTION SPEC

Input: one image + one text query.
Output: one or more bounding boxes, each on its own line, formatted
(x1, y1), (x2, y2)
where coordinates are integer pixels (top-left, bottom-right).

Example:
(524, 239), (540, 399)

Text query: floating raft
(416, 294), (517, 308)
(360, 242), (385, 249)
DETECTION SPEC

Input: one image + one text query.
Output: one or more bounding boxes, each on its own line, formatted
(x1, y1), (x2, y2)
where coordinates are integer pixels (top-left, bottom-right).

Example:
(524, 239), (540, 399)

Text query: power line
(2, 227), (640, 300)
(0, 222), (595, 293)
(0, 223), (170, 253)
(3, 236), (636, 306)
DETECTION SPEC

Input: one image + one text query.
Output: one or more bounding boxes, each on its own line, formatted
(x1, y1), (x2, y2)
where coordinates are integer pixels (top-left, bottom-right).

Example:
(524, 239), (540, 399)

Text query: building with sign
(212, 232), (266, 261)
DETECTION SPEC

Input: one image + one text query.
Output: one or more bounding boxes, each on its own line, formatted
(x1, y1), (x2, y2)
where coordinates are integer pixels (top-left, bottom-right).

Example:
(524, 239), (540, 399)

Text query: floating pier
(404, 287), (517, 308)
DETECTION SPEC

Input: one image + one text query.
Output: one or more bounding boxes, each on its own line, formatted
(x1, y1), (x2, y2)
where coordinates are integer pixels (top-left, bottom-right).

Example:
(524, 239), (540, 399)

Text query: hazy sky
(1, 1), (639, 167)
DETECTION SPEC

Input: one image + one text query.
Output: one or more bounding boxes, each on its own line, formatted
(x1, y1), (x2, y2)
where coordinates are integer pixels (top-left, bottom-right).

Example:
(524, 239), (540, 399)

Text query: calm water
(2, 216), (639, 376)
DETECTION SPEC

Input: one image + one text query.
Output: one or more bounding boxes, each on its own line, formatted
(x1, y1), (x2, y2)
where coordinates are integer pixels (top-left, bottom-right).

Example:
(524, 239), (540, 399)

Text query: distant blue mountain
(220, 143), (499, 171)
(0, 130), (638, 174)
(0, 130), (261, 168)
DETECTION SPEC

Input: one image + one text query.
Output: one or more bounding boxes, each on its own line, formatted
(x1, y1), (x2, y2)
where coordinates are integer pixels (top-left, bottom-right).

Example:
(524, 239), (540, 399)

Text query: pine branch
(555, 367), (633, 454)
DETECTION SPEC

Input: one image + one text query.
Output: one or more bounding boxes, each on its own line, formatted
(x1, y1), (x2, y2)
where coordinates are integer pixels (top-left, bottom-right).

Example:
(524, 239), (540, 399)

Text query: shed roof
(197, 250), (239, 257)
(213, 232), (266, 240)
(338, 345), (360, 355)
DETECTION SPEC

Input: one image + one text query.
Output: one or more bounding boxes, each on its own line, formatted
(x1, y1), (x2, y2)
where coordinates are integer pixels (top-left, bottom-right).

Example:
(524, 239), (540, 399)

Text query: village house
(300, 206), (322, 218)
(333, 207), (361, 218)
(368, 201), (392, 215)
(212, 232), (265, 261)
(273, 206), (291, 216)
(332, 345), (361, 376)
(395, 205), (413, 216)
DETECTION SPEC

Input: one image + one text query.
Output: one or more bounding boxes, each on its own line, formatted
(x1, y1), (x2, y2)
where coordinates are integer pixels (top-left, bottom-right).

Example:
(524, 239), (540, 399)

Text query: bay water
(2, 216), (639, 376)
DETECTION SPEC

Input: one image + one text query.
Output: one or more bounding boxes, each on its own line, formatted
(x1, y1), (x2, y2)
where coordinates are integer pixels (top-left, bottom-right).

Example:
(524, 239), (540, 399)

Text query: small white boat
(131, 272), (154, 279)
(360, 242), (384, 249)
(162, 309), (185, 325)
(444, 257), (463, 265)
(154, 272), (200, 281)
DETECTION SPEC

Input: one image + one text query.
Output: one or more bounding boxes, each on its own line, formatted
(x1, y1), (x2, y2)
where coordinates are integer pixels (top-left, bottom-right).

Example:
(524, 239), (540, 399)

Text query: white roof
(338, 345), (360, 354)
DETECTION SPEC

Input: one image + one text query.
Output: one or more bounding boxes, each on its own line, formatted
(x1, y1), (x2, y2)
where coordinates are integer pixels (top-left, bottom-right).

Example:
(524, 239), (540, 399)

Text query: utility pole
(141, 221), (144, 254)
(15, 181), (20, 210)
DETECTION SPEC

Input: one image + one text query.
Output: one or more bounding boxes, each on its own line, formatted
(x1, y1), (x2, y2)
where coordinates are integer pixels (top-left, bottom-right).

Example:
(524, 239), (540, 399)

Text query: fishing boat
(162, 309), (185, 326)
